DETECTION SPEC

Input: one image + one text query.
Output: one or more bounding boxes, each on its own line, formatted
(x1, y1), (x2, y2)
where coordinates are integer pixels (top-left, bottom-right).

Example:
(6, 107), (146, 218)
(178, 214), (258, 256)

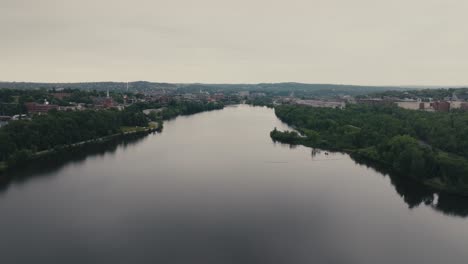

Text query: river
(0, 104), (467, 264)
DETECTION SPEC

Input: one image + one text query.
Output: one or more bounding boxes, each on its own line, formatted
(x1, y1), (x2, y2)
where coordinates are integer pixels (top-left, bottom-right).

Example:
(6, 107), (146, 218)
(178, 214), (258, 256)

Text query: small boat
(325, 152), (329, 155)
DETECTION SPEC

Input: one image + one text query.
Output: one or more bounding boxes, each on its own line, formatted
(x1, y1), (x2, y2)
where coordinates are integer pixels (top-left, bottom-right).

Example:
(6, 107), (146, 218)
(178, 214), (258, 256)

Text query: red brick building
(461, 102), (468, 111)
(103, 97), (114, 108)
(440, 101), (451, 112)
(430, 101), (450, 112)
(25, 102), (58, 114)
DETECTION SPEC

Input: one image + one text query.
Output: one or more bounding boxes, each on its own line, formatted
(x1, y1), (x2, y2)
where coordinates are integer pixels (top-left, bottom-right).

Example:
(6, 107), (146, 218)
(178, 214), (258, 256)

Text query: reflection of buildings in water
(432, 193), (439, 206)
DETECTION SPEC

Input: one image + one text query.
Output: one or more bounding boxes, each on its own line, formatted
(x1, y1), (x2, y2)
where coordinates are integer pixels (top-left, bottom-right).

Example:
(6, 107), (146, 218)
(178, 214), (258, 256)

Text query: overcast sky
(1, 0), (467, 85)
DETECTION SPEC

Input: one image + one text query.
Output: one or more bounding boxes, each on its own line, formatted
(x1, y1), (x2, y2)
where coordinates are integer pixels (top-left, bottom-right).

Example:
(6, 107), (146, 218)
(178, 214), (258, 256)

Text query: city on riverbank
(2, 82), (468, 196)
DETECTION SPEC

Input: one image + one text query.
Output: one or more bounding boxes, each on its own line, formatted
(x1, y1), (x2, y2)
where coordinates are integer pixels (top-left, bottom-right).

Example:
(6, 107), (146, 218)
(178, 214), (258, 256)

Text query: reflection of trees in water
(288, 144), (297, 149)
(0, 133), (149, 194)
(272, 141), (298, 150)
(351, 154), (468, 218)
(434, 194), (468, 217)
(275, 140), (468, 217)
(258, 140), (467, 218)
(310, 148), (321, 158)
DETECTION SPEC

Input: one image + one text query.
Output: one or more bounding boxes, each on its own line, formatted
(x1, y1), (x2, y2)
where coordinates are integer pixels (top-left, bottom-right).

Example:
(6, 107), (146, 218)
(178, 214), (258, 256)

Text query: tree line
(0, 100), (224, 169)
(271, 104), (468, 195)
(0, 108), (148, 167)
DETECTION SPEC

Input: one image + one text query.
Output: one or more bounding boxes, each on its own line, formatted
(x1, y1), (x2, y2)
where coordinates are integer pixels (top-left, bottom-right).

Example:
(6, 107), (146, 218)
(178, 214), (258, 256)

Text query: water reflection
(0, 105), (467, 264)
(271, 143), (468, 218)
(0, 133), (149, 194)
(351, 155), (468, 218)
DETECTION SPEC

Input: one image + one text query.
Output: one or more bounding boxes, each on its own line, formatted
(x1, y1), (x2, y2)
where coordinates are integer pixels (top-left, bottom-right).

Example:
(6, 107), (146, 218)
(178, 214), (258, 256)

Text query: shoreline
(271, 134), (468, 197)
(0, 125), (160, 174)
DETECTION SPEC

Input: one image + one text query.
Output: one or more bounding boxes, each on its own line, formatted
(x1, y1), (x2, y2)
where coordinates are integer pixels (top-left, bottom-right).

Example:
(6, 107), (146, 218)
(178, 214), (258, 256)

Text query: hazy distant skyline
(2, 0), (468, 85)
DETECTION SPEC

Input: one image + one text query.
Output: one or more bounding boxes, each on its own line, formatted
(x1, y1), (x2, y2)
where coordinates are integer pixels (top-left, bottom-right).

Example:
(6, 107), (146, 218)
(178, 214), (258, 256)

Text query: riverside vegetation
(271, 104), (468, 195)
(0, 100), (223, 171)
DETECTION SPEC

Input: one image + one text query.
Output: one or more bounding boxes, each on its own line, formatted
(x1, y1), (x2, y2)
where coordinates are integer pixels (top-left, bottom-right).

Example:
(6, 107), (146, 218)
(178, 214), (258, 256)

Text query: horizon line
(1, 80), (467, 88)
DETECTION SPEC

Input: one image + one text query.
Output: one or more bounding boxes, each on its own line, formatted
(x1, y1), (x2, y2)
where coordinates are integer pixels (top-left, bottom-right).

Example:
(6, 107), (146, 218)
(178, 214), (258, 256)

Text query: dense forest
(124, 100), (224, 120)
(0, 108), (147, 167)
(0, 100), (223, 170)
(160, 100), (224, 119)
(271, 104), (468, 195)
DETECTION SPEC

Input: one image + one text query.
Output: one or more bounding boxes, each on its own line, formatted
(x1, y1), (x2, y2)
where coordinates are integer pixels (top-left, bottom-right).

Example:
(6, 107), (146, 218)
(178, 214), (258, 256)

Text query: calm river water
(0, 105), (467, 264)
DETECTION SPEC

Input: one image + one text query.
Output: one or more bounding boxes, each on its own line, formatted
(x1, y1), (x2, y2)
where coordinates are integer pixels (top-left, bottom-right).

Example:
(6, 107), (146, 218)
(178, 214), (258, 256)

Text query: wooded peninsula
(271, 104), (468, 195)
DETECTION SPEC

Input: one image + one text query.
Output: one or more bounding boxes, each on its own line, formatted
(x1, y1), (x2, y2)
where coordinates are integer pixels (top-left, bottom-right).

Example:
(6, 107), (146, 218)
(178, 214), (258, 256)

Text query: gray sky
(1, 0), (467, 85)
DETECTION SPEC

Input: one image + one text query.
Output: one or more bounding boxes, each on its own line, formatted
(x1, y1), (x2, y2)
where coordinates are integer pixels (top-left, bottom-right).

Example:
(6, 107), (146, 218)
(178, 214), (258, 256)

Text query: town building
(182, 93), (197, 100)
(103, 97), (114, 108)
(143, 108), (166, 115)
(103, 89), (114, 108)
(238, 91), (250, 97)
(0, 116), (11, 127)
(396, 101), (421, 110)
(92, 90), (115, 108)
(11, 114), (28, 120)
(250, 92), (266, 98)
(58, 104), (85, 111)
(25, 102), (58, 114)
(461, 102), (468, 111)
(357, 98), (395, 106)
(295, 99), (345, 109)
(211, 93), (225, 101)
(430, 101), (450, 112)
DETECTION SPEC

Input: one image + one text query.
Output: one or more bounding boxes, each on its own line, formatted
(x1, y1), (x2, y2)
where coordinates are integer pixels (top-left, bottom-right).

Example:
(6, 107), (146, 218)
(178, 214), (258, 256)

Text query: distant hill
(0, 81), (177, 93)
(0, 81), (411, 97)
(176, 82), (411, 97)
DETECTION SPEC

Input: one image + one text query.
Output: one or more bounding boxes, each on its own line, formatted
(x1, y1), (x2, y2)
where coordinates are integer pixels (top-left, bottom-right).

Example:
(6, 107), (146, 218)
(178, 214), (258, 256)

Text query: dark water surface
(0, 105), (467, 264)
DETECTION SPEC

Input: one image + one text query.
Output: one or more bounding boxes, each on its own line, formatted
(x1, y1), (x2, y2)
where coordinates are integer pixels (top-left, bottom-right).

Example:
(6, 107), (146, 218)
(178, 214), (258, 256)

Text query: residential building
(0, 116), (11, 127)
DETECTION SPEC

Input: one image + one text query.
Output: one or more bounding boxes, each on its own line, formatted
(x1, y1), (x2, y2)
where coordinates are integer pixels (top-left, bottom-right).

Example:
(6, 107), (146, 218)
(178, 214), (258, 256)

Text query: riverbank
(351, 150), (468, 196)
(270, 104), (468, 196)
(271, 129), (468, 197)
(0, 125), (160, 174)
(0, 102), (222, 174)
